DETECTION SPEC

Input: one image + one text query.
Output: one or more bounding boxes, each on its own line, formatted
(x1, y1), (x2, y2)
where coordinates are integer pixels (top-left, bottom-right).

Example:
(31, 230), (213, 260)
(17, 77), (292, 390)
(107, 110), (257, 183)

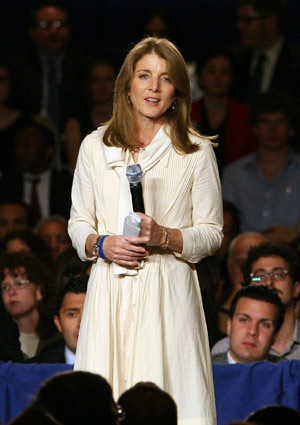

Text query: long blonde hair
(103, 37), (206, 154)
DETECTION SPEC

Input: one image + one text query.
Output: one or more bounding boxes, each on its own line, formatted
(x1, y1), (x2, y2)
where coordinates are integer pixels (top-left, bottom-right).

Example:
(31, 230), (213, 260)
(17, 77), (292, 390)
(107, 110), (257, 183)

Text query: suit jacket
(212, 351), (287, 364)
(0, 168), (73, 220)
(232, 40), (300, 105)
(27, 338), (66, 364)
(0, 308), (23, 362)
(10, 48), (86, 130)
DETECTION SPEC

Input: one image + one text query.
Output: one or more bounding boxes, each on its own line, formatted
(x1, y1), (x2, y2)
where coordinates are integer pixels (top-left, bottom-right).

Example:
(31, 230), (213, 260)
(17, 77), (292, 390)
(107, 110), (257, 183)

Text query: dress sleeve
(68, 135), (98, 261)
(174, 141), (223, 263)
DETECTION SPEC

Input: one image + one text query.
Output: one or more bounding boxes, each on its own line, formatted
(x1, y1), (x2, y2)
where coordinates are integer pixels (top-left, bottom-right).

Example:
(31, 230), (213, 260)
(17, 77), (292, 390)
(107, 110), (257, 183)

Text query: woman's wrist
(160, 226), (170, 249)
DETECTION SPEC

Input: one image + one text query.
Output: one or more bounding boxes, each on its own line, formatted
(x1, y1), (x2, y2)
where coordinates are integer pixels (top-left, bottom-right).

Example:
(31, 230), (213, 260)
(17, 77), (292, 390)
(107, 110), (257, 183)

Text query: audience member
(214, 200), (240, 264)
(212, 285), (285, 364)
(0, 120), (73, 222)
(0, 230), (52, 267)
(262, 225), (298, 245)
(118, 382), (177, 425)
(191, 48), (257, 174)
(29, 275), (87, 364)
(222, 91), (300, 232)
(246, 405), (300, 425)
(55, 246), (92, 287)
(233, 0), (300, 105)
(64, 57), (116, 169)
(0, 252), (57, 359)
(36, 215), (71, 261)
(218, 232), (267, 334)
(0, 60), (32, 173)
(213, 242), (300, 359)
(8, 370), (119, 425)
(0, 200), (34, 241)
(11, 0), (85, 133)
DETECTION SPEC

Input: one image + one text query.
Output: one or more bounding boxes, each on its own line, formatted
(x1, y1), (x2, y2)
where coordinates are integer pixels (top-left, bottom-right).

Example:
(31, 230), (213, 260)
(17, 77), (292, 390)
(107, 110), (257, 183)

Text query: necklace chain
(130, 146), (146, 153)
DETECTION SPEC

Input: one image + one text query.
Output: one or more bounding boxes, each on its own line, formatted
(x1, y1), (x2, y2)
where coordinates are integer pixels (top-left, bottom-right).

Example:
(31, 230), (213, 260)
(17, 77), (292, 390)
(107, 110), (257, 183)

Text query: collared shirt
(222, 152), (300, 232)
(250, 37), (284, 93)
(24, 169), (51, 218)
(227, 351), (236, 364)
(211, 319), (300, 360)
(64, 345), (75, 365)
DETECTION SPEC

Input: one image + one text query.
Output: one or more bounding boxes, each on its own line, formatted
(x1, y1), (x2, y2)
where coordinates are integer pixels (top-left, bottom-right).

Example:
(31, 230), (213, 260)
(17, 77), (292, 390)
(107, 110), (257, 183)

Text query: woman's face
(6, 239), (31, 254)
(0, 67), (10, 105)
(90, 64), (115, 104)
(199, 56), (233, 97)
(128, 53), (176, 126)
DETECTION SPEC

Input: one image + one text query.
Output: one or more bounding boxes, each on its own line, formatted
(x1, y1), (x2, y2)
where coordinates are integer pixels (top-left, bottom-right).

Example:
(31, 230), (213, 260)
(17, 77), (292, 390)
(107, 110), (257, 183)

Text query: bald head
(227, 232), (267, 288)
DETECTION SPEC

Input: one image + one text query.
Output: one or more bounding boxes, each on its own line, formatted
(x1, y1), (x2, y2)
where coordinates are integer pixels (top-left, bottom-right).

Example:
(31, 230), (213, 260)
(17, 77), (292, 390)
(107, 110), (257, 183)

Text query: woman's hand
(102, 235), (149, 267)
(125, 213), (183, 253)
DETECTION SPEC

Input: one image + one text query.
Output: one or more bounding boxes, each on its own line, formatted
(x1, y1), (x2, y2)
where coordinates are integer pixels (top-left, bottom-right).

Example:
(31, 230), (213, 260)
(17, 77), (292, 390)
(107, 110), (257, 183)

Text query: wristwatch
(92, 235), (102, 257)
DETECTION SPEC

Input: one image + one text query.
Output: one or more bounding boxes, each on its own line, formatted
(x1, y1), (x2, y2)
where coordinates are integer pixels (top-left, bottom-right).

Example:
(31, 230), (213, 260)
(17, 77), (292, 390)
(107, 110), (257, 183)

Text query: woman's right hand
(102, 235), (149, 267)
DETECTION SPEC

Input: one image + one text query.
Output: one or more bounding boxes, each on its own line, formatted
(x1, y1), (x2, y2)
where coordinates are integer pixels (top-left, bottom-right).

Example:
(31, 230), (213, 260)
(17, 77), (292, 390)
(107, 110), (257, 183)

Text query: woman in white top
(68, 37), (223, 425)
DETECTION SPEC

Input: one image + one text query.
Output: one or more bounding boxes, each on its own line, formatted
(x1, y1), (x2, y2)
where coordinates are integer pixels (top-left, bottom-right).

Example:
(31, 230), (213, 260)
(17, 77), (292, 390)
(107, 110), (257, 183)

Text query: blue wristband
(99, 235), (109, 261)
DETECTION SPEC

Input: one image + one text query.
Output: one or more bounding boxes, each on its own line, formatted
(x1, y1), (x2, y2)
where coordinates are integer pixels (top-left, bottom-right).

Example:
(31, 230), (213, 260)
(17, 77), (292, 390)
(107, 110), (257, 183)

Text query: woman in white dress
(68, 37), (223, 425)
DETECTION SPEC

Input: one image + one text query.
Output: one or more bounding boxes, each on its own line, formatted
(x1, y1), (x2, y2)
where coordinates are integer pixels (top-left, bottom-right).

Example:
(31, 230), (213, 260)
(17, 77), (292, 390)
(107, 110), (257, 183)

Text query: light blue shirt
(65, 346), (75, 365)
(222, 152), (300, 232)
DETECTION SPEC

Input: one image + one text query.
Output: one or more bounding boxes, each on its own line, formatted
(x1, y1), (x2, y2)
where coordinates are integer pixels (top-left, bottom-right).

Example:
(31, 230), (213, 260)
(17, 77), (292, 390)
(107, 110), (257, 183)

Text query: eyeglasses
(1, 279), (31, 293)
(237, 15), (264, 24)
(37, 20), (68, 30)
(250, 267), (291, 283)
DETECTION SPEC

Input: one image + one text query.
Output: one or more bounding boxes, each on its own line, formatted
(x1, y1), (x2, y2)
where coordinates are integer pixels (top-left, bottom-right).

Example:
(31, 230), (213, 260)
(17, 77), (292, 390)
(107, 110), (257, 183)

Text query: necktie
(246, 53), (267, 103)
(29, 177), (41, 223)
(47, 59), (60, 128)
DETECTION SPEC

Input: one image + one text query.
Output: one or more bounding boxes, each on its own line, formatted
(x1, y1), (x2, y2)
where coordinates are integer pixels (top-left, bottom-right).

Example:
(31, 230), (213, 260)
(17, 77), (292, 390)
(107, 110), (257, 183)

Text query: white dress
(68, 126), (223, 425)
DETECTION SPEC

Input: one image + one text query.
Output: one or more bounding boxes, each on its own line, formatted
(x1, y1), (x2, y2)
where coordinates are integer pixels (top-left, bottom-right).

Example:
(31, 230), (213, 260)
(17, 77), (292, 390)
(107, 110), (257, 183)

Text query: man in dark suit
(232, 0), (300, 105)
(0, 308), (23, 362)
(0, 120), (73, 222)
(212, 285), (286, 364)
(11, 0), (85, 133)
(29, 274), (88, 364)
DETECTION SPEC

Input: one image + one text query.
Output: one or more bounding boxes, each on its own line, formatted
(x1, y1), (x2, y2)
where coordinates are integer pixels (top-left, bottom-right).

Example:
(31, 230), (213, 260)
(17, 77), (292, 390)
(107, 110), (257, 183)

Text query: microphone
(126, 164), (145, 213)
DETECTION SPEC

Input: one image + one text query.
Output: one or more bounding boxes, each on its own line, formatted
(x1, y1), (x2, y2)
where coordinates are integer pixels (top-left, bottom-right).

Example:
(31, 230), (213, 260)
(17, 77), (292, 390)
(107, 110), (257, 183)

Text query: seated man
(0, 200), (33, 241)
(222, 91), (300, 232)
(212, 242), (300, 359)
(212, 285), (285, 364)
(29, 274), (87, 364)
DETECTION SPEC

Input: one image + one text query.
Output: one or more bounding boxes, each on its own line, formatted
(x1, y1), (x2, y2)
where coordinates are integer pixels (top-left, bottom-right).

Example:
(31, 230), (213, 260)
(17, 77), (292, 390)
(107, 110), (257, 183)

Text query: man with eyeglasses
(232, 0), (300, 104)
(10, 0), (85, 134)
(212, 285), (286, 364)
(212, 242), (300, 360)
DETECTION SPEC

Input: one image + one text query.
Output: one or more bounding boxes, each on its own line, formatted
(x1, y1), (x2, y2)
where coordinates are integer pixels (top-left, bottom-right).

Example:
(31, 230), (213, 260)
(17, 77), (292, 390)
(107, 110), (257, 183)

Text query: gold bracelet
(161, 227), (169, 249)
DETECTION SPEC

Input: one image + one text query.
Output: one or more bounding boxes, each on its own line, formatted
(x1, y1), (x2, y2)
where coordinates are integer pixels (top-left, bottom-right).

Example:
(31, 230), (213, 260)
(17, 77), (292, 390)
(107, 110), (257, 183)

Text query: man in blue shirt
(222, 91), (300, 232)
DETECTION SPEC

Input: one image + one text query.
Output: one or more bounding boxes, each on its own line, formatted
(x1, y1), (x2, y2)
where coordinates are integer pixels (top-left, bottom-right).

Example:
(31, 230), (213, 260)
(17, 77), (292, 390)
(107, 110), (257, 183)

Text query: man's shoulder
(222, 154), (255, 178)
(27, 338), (66, 364)
(211, 336), (230, 355)
(211, 352), (228, 364)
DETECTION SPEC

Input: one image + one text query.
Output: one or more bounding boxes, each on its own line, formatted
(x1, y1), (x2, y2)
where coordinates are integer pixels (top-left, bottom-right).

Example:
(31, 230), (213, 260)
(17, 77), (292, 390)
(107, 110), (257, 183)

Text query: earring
(127, 94), (131, 105)
(172, 100), (177, 111)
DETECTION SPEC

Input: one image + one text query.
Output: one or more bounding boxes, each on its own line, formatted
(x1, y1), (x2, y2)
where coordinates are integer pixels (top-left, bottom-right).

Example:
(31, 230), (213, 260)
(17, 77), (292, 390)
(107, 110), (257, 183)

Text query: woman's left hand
(125, 213), (165, 246)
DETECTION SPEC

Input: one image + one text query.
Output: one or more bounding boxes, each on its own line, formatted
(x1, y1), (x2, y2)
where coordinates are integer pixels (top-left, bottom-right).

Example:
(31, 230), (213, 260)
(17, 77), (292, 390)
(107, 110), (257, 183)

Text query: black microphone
(126, 164), (145, 213)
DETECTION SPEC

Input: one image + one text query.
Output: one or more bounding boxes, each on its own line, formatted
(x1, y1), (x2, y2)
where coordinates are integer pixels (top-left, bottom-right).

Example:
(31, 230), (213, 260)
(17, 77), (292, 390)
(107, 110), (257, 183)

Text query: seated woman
(191, 48), (257, 174)
(63, 57), (116, 169)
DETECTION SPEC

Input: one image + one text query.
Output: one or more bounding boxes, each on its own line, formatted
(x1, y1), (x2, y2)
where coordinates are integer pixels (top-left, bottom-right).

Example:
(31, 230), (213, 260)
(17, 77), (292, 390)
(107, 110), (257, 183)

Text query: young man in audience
(212, 242), (300, 360)
(0, 252), (57, 359)
(29, 274), (87, 364)
(222, 91), (300, 232)
(36, 215), (72, 261)
(0, 200), (33, 241)
(212, 285), (285, 364)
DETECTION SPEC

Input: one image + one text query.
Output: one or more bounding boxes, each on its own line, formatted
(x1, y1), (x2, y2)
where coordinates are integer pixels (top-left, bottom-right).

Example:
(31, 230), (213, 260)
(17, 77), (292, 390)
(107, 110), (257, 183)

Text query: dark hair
(0, 199), (35, 229)
(15, 121), (55, 148)
(242, 242), (300, 286)
(32, 371), (118, 425)
(29, 0), (69, 27)
(118, 382), (177, 425)
(250, 91), (295, 128)
(0, 230), (52, 267)
(196, 47), (235, 77)
(0, 252), (57, 339)
(247, 404), (300, 425)
(55, 246), (92, 287)
(56, 274), (88, 313)
(229, 285), (285, 332)
(238, 0), (287, 29)
(7, 406), (63, 425)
